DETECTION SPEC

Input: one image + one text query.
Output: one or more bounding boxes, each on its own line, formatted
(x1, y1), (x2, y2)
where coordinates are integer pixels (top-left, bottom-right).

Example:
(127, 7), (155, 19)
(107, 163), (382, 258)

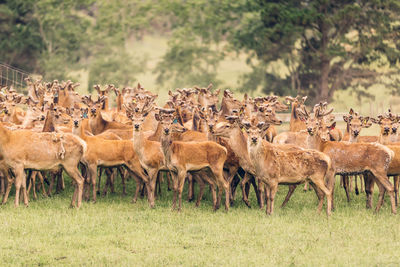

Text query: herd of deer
(0, 78), (399, 216)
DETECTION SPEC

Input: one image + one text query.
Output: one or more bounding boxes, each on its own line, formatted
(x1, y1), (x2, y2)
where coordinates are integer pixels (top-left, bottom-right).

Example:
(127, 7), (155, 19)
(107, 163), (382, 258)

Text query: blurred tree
(156, 0), (400, 102)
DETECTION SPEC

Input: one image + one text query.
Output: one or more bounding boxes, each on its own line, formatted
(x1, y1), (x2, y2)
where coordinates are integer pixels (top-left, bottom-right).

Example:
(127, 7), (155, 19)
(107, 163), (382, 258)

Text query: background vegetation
(1, 0), (400, 105)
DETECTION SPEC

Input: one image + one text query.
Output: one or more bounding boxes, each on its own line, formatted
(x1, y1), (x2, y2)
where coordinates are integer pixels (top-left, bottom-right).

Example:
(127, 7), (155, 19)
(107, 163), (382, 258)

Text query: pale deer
(243, 120), (334, 215)
(0, 123), (86, 208)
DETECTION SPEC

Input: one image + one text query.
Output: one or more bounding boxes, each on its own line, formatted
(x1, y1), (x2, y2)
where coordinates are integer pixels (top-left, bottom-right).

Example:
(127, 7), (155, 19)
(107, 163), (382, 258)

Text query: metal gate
(0, 62), (30, 91)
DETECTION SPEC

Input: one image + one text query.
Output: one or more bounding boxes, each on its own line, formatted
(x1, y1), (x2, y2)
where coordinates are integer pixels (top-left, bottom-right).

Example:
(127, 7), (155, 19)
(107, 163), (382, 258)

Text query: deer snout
(40, 115), (45, 121)
(74, 120), (79, 127)
(164, 128), (170, 135)
(384, 127), (390, 134)
(251, 137), (257, 143)
(353, 130), (359, 136)
(392, 127), (397, 133)
(134, 124), (140, 130)
(307, 127), (313, 135)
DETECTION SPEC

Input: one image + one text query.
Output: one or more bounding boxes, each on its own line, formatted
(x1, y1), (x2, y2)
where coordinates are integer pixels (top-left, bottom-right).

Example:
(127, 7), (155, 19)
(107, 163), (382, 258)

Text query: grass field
(1, 175), (399, 266)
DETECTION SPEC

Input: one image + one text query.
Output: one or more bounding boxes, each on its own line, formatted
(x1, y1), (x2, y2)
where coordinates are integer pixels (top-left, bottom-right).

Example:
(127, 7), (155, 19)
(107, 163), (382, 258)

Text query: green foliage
(154, 0), (400, 102)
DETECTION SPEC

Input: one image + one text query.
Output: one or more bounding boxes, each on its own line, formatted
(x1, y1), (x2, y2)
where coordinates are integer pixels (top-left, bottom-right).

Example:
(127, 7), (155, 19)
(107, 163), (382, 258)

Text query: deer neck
(160, 134), (173, 166)
(291, 103), (298, 120)
(42, 110), (56, 132)
(349, 134), (358, 143)
(0, 122), (11, 144)
(229, 128), (254, 173)
(116, 94), (123, 112)
(247, 137), (269, 173)
(306, 133), (322, 151)
(132, 129), (146, 158)
(379, 133), (391, 145)
(72, 122), (88, 141)
(90, 110), (106, 134)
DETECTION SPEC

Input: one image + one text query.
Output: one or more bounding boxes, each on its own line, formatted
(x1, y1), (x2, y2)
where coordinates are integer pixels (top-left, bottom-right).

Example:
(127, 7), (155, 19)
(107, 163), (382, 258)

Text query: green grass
(1, 176), (399, 266)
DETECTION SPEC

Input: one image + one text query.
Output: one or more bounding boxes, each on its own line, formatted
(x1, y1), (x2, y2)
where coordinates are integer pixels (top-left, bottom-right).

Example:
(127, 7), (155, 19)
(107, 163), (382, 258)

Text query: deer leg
(187, 173), (194, 202)
(240, 172), (252, 207)
(267, 182), (278, 215)
(97, 167), (104, 195)
(312, 177), (332, 216)
(250, 176), (260, 207)
(171, 172), (178, 210)
(230, 174), (240, 202)
(14, 167), (24, 207)
(0, 174), (4, 196)
(355, 175), (359, 195)
(364, 173), (374, 209)
(177, 171), (187, 212)
(393, 176), (399, 207)
(2, 174), (13, 205)
(110, 168), (116, 194)
(47, 172), (55, 197)
(117, 167), (126, 196)
(349, 175), (353, 192)
(37, 172), (47, 197)
(342, 175), (350, 202)
(103, 168), (112, 196)
(26, 171), (33, 200)
(193, 174), (205, 207)
(281, 185), (297, 208)
(56, 170), (64, 193)
(360, 175), (365, 193)
(131, 174), (142, 204)
(149, 171), (158, 208)
(258, 180), (265, 209)
(156, 172), (162, 197)
(87, 164), (97, 203)
(63, 166), (84, 208)
(31, 171), (38, 200)
(309, 182), (324, 213)
(372, 171), (396, 214)
(303, 181), (309, 192)
(374, 180), (386, 213)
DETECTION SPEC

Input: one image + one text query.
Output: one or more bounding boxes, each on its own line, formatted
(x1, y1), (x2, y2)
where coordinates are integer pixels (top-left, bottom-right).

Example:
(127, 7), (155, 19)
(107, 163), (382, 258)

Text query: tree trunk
(316, 58), (330, 102)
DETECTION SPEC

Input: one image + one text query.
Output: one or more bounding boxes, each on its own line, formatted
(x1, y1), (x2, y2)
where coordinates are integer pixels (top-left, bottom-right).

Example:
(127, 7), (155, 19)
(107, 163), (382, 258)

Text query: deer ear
(349, 108), (354, 115)
(362, 117), (372, 128)
(343, 115), (349, 123)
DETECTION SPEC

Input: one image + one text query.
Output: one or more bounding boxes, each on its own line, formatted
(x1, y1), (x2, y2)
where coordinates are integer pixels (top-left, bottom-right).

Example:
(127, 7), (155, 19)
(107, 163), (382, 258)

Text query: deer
(158, 110), (229, 211)
(286, 96), (307, 132)
(242, 119), (334, 216)
(340, 109), (372, 200)
(70, 108), (148, 204)
(0, 122), (86, 208)
(295, 105), (397, 214)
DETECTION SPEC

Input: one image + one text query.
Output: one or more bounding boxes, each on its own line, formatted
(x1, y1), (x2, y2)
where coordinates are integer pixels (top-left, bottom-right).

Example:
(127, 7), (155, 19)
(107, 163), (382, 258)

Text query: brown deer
(301, 108), (397, 214)
(286, 96), (307, 132)
(243, 119), (334, 215)
(70, 108), (148, 204)
(158, 111), (229, 211)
